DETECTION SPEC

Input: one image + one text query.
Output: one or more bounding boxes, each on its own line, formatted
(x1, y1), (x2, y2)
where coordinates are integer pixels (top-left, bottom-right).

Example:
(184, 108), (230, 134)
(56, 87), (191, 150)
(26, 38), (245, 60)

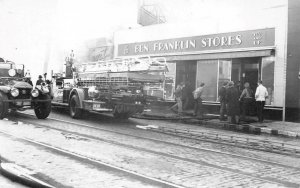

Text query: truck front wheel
(34, 94), (51, 119)
(69, 95), (82, 119)
(0, 92), (9, 119)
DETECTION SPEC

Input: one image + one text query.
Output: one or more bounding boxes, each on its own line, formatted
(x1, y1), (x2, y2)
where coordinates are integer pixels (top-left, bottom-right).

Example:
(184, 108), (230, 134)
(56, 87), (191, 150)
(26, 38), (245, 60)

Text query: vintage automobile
(0, 58), (51, 119)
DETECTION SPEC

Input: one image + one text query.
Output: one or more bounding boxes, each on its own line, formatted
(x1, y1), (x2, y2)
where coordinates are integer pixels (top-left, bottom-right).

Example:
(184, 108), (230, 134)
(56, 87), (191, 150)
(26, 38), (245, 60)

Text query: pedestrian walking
(226, 81), (240, 124)
(218, 82), (228, 121)
(193, 82), (205, 118)
(239, 82), (254, 121)
(255, 80), (268, 122)
(170, 82), (184, 115)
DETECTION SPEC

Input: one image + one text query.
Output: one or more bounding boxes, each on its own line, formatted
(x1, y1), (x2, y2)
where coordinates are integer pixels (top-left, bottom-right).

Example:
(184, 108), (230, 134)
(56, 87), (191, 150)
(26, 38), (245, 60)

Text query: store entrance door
(244, 69), (259, 91)
(176, 60), (197, 109)
(232, 57), (261, 92)
(176, 60), (197, 89)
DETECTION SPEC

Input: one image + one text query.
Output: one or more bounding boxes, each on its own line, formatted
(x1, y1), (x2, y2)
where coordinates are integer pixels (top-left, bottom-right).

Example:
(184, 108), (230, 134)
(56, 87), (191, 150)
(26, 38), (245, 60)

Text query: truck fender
(69, 88), (85, 109)
(0, 86), (10, 93)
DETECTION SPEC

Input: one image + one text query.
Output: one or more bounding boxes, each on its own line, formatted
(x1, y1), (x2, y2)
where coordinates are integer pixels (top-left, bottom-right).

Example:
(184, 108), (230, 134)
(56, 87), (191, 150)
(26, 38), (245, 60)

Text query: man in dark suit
(36, 75), (44, 85)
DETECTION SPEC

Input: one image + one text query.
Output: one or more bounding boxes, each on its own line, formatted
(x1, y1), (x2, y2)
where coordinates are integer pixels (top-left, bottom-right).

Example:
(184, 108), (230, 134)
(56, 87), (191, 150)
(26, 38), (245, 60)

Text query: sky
(0, 0), (286, 79)
(54, 0), (139, 49)
(0, 0), (140, 78)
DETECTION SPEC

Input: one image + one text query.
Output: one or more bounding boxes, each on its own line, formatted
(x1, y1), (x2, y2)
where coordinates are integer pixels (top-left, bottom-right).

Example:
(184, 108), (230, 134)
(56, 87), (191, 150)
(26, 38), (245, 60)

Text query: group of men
(170, 81), (205, 118)
(171, 80), (269, 123)
(24, 72), (47, 86)
(219, 80), (268, 124)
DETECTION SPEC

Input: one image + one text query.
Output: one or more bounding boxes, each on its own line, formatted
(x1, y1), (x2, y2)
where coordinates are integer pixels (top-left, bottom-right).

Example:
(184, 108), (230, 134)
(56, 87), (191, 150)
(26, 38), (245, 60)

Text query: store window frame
(216, 59), (233, 101)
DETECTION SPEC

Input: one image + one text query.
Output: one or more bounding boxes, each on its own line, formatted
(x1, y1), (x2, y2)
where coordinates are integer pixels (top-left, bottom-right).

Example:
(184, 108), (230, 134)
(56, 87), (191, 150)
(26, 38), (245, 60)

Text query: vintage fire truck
(0, 57), (52, 119)
(51, 56), (168, 119)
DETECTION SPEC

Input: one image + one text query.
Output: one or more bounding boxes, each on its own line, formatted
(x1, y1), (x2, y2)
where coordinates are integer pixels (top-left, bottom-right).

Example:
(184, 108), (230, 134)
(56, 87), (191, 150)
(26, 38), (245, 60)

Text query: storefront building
(114, 0), (300, 121)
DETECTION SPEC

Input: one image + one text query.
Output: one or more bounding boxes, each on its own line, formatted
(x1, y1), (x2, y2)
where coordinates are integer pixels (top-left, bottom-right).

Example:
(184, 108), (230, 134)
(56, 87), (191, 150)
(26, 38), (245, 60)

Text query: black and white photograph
(0, 0), (300, 187)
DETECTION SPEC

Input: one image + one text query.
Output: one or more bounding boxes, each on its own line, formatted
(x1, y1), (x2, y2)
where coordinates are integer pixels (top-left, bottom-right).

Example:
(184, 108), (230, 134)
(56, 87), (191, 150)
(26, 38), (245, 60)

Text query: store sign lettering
(118, 28), (274, 56)
(201, 35), (242, 47)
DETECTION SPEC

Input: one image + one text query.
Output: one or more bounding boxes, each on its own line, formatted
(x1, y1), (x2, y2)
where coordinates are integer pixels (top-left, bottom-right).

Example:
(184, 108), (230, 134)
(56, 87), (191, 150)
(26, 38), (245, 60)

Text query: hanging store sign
(118, 28), (275, 56)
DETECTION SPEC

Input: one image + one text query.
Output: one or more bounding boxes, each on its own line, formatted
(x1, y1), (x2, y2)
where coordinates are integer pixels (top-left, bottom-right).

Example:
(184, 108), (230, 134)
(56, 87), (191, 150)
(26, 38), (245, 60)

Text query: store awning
(164, 49), (273, 61)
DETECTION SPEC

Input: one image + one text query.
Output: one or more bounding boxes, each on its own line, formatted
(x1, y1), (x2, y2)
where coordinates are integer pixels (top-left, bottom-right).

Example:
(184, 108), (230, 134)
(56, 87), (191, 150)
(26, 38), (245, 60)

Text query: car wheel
(34, 94), (51, 119)
(0, 92), (9, 119)
(69, 95), (82, 119)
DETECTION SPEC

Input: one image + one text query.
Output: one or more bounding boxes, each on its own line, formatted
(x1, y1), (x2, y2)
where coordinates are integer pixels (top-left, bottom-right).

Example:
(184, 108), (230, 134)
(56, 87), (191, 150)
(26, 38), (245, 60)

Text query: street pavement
(137, 105), (300, 139)
(1, 116), (300, 188)
(0, 107), (299, 188)
(0, 119), (169, 188)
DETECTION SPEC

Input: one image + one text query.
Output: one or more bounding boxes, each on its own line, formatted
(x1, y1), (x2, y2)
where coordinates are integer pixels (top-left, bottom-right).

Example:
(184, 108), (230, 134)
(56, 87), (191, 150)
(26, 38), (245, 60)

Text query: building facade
(114, 0), (300, 121)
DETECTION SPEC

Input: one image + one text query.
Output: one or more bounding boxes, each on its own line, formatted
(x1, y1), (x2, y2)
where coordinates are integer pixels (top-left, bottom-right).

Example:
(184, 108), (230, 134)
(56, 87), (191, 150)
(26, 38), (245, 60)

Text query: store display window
(262, 56), (275, 105)
(196, 60), (218, 101)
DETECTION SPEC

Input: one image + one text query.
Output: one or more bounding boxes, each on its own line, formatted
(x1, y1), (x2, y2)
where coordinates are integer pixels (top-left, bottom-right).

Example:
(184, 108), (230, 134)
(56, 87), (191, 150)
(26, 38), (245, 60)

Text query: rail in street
(17, 111), (300, 157)
(0, 173), (28, 188)
(0, 130), (182, 188)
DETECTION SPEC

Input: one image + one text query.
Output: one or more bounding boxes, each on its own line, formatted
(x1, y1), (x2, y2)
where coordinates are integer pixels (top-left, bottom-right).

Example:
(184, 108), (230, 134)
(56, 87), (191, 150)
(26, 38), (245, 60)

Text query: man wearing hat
(218, 81), (228, 121)
(226, 81), (240, 124)
(36, 75), (44, 86)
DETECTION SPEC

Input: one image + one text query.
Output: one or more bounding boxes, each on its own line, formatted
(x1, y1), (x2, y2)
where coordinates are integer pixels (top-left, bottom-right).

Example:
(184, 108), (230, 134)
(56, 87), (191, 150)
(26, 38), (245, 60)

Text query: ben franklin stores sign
(118, 28), (275, 56)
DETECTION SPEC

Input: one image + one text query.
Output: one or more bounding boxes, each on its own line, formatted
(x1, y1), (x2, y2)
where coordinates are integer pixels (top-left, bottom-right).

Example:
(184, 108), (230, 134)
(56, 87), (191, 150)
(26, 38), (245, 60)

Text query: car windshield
(0, 63), (24, 77)
(0, 63), (12, 77)
(0, 63), (12, 69)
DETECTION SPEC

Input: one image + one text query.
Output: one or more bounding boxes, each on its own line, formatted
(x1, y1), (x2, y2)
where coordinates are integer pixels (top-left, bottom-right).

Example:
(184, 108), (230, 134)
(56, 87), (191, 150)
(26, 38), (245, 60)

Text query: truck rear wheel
(70, 95), (82, 119)
(34, 94), (51, 119)
(0, 92), (9, 119)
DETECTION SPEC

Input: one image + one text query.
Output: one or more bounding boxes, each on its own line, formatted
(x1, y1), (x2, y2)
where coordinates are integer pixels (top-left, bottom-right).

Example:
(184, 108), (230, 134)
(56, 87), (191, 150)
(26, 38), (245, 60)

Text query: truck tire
(34, 94), (51, 119)
(0, 92), (9, 119)
(69, 94), (82, 119)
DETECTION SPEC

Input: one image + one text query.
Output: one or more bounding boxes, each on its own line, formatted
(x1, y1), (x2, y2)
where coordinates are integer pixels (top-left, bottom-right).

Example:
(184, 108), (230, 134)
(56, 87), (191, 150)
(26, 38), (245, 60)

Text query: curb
(135, 114), (300, 139)
(0, 157), (54, 188)
(185, 119), (300, 138)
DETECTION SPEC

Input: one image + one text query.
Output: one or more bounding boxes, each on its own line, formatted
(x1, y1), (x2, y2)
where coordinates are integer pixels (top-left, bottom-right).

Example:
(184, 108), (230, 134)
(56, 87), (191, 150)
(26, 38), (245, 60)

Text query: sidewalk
(135, 105), (300, 139)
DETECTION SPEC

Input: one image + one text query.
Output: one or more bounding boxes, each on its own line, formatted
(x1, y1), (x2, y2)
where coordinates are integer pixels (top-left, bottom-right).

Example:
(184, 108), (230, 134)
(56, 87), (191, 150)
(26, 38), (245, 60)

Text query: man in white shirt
(255, 80), (268, 122)
(193, 82), (205, 118)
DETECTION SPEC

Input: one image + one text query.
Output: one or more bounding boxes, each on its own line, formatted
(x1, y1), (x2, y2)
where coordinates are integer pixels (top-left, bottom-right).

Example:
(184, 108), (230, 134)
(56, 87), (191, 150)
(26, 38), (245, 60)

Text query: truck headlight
(88, 86), (99, 98)
(10, 88), (19, 97)
(136, 89), (141, 94)
(8, 69), (16, 77)
(31, 89), (39, 97)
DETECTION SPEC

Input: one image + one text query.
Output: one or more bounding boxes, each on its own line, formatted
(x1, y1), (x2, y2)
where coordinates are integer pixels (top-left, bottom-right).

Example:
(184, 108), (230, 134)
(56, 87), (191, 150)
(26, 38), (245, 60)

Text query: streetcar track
(0, 130), (184, 188)
(5, 112), (300, 187)
(15, 112), (300, 168)
(25, 111), (300, 155)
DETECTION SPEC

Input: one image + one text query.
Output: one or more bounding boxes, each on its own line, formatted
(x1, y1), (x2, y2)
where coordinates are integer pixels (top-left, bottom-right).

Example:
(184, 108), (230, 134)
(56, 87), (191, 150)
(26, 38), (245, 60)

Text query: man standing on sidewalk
(226, 81), (240, 124)
(170, 82), (184, 115)
(193, 82), (205, 118)
(255, 80), (268, 123)
(182, 81), (193, 111)
(218, 82), (228, 121)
